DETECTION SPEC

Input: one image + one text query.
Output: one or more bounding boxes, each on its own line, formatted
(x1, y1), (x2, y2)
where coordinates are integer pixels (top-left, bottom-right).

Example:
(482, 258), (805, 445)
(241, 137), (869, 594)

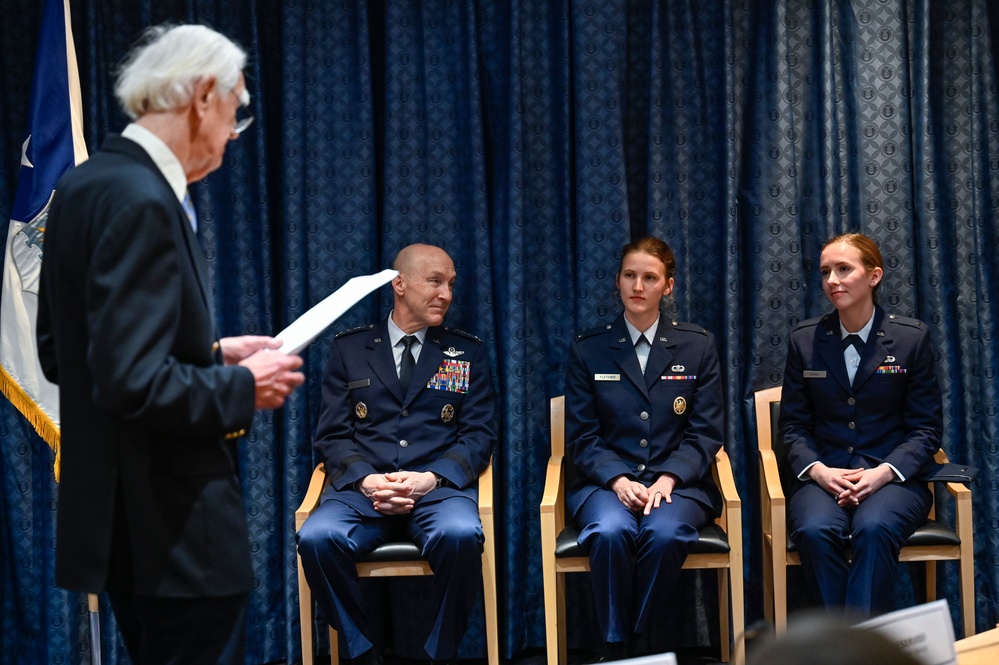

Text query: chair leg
(730, 558), (745, 665)
(481, 534), (500, 665)
(299, 554), (315, 665)
(925, 561), (937, 602)
(718, 569), (730, 663)
(556, 572), (568, 665)
(773, 558), (787, 635)
(542, 546), (560, 665)
(329, 627), (339, 665)
(960, 549), (976, 638)
(761, 543), (774, 627)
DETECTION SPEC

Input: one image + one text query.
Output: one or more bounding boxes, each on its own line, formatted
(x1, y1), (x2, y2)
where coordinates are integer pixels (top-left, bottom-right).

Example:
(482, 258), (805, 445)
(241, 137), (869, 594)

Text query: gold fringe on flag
(0, 365), (61, 481)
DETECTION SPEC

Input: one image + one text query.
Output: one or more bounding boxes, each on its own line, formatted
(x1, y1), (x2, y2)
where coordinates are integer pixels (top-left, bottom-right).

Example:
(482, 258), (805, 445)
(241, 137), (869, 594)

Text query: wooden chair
(296, 461), (500, 665)
(754, 385), (975, 637)
(540, 395), (745, 664)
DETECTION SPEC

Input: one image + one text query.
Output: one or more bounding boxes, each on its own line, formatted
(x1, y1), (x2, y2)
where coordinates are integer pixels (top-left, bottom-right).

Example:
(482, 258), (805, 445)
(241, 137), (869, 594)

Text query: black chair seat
(359, 541), (424, 562)
(555, 523), (730, 559)
(785, 519), (961, 552)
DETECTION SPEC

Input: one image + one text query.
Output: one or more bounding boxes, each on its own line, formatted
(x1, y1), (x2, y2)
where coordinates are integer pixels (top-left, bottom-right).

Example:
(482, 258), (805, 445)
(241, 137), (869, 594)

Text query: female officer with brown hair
(565, 236), (725, 660)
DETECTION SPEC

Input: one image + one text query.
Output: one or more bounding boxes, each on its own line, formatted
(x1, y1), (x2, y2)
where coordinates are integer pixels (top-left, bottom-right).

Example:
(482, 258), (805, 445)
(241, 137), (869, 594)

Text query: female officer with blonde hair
(778, 233), (942, 616)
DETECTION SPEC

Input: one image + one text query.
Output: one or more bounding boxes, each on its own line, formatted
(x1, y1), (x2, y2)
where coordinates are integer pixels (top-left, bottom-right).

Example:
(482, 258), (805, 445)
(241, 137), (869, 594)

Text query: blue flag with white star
(1, 0), (87, 471)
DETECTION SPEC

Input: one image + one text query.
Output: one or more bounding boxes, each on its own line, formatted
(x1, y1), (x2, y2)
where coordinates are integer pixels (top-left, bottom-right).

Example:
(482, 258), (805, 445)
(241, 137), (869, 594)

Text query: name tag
(594, 373), (620, 381)
(347, 379), (371, 389)
(803, 370), (827, 379)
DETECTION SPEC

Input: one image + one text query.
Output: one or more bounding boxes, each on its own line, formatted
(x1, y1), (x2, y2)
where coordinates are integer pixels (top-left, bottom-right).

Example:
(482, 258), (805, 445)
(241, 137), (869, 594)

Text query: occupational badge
(443, 347), (465, 358)
(441, 403), (455, 423)
(885, 355), (895, 363)
(355, 402), (368, 419)
(673, 396), (686, 415)
(671, 364), (685, 372)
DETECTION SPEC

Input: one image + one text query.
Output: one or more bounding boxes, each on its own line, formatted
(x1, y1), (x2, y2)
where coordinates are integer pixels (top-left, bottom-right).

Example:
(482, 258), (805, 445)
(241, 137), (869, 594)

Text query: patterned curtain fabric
(2, 1), (997, 663)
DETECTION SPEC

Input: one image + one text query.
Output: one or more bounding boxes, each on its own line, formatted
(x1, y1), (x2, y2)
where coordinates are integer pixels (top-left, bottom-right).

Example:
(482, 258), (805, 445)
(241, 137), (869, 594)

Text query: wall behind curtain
(2, 1), (997, 663)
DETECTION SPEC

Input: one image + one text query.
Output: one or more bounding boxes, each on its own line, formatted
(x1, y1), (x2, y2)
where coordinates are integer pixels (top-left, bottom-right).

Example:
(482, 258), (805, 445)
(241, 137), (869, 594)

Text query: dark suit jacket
(36, 135), (256, 597)
(564, 315), (724, 519)
(314, 319), (496, 516)
(778, 306), (942, 483)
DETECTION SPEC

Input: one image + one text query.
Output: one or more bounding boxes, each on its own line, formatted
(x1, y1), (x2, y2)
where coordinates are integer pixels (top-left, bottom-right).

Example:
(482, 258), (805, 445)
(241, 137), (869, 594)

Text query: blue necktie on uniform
(842, 334), (864, 354)
(181, 191), (197, 231)
(399, 336), (417, 390)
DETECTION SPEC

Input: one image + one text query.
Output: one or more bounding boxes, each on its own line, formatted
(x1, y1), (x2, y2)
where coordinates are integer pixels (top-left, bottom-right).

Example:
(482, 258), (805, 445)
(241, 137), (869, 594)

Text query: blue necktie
(399, 336), (417, 390)
(842, 334), (864, 354)
(181, 191), (197, 231)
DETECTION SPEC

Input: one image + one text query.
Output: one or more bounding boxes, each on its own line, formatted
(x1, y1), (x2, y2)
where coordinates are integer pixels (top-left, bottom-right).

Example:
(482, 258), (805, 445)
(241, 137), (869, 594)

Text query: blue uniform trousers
(577, 489), (712, 643)
(788, 480), (932, 616)
(297, 493), (483, 660)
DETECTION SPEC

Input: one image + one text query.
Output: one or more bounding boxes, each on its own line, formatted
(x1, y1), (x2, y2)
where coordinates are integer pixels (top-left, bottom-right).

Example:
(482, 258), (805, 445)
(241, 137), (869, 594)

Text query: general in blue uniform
(297, 244), (496, 664)
(779, 305), (942, 615)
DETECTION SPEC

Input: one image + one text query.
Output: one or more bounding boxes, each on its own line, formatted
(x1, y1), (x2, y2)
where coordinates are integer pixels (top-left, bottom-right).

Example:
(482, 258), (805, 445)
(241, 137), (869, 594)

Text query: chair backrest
(754, 385), (798, 494)
(550, 394), (565, 458)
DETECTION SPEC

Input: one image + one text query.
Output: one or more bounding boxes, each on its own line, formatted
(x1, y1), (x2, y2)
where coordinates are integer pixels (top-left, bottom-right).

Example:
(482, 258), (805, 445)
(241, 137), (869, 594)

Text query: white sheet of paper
(859, 599), (957, 665)
(276, 268), (398, 355)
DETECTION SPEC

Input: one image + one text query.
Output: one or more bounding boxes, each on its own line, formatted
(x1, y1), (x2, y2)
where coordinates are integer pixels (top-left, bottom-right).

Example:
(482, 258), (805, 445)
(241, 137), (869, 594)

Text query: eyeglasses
(228, 87), (255, 135)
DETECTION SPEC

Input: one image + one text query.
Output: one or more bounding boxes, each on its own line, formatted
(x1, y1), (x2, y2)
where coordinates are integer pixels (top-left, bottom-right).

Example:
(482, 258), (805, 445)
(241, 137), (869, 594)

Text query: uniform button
(399, 440), (409, 447)
(640, 411), (649, 421)
(848, 422), (856, 430)
(637, 464), (646, 472)
(847, 446), (854, 453)
(639, 439), (648, 448)
(402, 409), (409, 416)
(847, 398), (856, 406)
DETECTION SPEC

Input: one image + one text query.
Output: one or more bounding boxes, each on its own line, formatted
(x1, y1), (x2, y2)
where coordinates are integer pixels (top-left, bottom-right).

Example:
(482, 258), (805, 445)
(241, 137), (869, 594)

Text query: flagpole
(88, 594), (102, 665)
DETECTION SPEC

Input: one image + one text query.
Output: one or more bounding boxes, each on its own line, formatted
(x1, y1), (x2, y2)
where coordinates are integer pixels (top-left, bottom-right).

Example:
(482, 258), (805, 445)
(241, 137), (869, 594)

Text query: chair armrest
(759, 449), (786, 507)
(713, 448), (741, 509)
(478, 459), (494, 517)
(295, 464), (329, 531)
(540, 454), (565, 533)
(931, 450), (973, 500)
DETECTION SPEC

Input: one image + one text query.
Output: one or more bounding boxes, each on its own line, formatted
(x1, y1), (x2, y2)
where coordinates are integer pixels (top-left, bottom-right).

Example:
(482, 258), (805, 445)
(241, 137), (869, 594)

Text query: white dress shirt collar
(120, 123), (188, 205)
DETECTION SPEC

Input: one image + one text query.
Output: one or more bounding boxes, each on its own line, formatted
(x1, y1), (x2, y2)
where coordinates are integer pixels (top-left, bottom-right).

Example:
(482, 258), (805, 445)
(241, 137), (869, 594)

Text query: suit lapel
(367, 321), (403, 402)
(852, 308), (889, 391)
(610, 317), (648, 398)
(175, 201), (217, 336)
(817, 315), (852, 393)
(107, 137), (218, 340)
(405, 328), (446, 407)
(644, 320), (674, 391)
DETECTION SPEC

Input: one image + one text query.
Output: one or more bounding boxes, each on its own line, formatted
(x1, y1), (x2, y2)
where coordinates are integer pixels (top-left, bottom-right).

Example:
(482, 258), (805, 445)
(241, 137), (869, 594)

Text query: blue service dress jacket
(36, 135), (256, 597)
(313, 319), (496, 512)
(565, 314), (724, 519)
(779, 306), (942, 482)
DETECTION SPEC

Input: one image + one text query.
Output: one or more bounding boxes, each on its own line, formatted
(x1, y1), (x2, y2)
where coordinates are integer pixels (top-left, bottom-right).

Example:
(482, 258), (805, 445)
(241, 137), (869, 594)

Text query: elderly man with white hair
(36, 24), (304, 664)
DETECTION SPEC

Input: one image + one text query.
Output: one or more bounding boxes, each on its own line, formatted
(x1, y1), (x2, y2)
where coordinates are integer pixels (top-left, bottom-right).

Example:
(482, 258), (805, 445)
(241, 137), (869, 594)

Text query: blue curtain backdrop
(2, 1), (998, 663)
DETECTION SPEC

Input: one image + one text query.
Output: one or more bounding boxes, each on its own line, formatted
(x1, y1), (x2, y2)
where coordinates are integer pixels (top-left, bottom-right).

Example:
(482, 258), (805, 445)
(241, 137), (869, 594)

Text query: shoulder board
(885, 313), (923, 329)
(668, 320), (709, 336)
(335, 323), (375, 338)
(443, 327), (482, 343)
(575, 324), (611, 341)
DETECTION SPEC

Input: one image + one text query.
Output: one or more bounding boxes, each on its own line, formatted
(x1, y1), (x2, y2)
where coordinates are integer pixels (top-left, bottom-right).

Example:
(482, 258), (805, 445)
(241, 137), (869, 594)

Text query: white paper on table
(858, 599), (957, 665)
(276, 268), (398, 354)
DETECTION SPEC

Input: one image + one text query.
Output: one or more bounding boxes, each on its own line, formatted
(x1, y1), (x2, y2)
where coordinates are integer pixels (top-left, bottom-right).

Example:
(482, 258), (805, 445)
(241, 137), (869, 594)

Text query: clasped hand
(807, 463), (894, 507)
(610, 473), (679, 515)
(357, 471), (438, 514)
(222, 335), (305, 409)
